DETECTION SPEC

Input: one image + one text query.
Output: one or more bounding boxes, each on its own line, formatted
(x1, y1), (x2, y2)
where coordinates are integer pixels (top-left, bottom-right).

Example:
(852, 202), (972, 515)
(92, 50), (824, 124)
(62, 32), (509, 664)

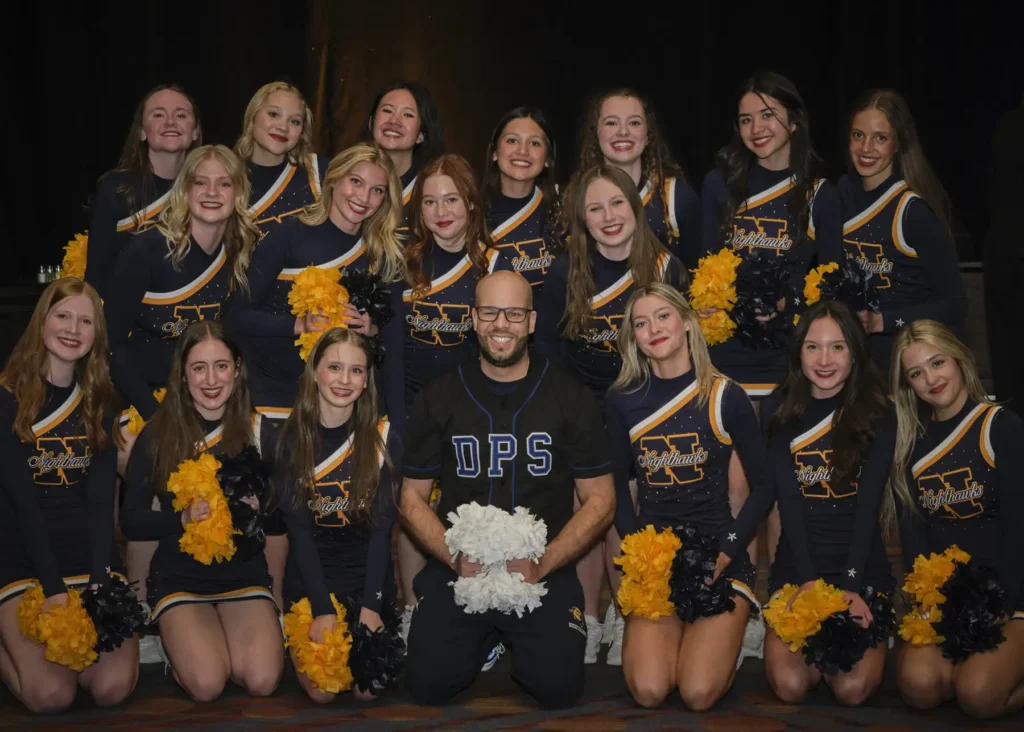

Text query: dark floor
(3, 646), (1022, 731)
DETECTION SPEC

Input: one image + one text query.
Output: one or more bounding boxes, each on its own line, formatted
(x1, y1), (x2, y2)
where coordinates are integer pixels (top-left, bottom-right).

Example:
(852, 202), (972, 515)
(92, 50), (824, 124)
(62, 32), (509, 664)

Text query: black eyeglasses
(474, 306), (533, 323)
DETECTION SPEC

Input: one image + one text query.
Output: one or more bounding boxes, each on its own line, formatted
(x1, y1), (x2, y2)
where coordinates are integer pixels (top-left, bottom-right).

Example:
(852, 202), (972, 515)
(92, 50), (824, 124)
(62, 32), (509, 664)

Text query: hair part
(234, 80), (316, 168)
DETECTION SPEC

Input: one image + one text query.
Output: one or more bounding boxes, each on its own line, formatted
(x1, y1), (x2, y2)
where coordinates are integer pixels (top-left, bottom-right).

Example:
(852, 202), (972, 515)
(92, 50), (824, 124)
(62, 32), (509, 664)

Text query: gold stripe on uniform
(142, 247), (227, 305)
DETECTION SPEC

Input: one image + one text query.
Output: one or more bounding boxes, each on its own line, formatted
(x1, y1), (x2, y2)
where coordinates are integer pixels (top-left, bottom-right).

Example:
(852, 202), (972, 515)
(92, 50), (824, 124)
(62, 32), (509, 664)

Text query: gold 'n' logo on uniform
(406, 301), (472, 347)
(637, 433), (706, 485)
(917, 467), (985, 519)
(29, 435), (91, 486)
(793, 449), (857, 499)
(163, 304), (223, 338)
(309, 480), (353, 527)
(845, 241), (893, 288)
(583, 313), (623, 353)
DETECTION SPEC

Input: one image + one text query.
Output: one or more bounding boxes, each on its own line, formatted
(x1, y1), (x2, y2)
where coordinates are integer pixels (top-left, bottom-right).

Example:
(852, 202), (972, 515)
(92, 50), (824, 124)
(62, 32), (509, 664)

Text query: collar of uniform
(458, 350), (549, 411)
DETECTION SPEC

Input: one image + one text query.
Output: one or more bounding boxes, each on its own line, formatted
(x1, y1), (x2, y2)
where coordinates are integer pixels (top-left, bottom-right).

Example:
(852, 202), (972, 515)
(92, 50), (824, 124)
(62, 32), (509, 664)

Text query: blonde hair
(300, 144), (406, 284)
(234, 81), (316, 168)
(612, 282), (723, 406)
(885, 320), (994, 532)
(153, 145), (261, 293)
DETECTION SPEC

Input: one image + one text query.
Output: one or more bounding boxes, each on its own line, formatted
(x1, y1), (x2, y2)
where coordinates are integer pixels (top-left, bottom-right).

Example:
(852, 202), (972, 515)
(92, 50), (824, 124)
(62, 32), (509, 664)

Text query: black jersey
(899, 399), (1024, 612)
(404, 355), (611, 540)
(248, 154), (328, 237)
(641, 176), (702, 270)
(85, 171), (174, 301)
(105, 228), (230, 421)
(0, 384), (117, 599)
(487, 187), (555, 288)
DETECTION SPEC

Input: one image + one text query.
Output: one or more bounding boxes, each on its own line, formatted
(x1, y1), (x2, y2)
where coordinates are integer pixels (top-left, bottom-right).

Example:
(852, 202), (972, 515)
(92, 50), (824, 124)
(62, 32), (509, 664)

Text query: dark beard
(479, 334), (529, 368)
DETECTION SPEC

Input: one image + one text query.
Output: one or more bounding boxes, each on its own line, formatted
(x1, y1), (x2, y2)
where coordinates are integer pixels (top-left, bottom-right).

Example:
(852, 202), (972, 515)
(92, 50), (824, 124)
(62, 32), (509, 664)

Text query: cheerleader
(700, 71), (843, 400)
(236, 81), (328, 237)
(607, 282), (774, 710)
(577, 88), (700, 268)
(482, 107), (559, 288)
(86, 84), (202, 301)
(395, 154), (503, 637)
(359, 81), (444, 232)
(223, 143), (406, 425)
(760, 300), (896, 706)
(535, 165), (686, 664)
(0, 280), (136, 713)
(278, 328), (400, 703)
(839, 89), (967, 376)
(120, 322), (283, 701)
(890, 321), (1024, 718)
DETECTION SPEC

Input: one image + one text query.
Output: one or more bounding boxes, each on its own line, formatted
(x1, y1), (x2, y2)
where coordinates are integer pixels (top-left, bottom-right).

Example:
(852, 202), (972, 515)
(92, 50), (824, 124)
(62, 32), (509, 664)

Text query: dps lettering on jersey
(451, 433), (553, 478)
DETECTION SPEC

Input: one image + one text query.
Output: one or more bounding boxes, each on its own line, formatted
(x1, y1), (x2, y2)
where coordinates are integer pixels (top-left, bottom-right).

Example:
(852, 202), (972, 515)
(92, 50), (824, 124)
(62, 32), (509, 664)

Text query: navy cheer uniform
(402, 354), (611, 708)
(487, 187), (555, 288)
(898, 400), (1024, 615)
(279, 418), (397, 618)
(86, 172), (174, 301)
(607, 371), (774, 605)
(121, 419), (276, 620)
(398, 167), (418, 238)
(641, 176), (702, 270)
(761, 393), (896, 596)
(535, 249), (684, 410)
(223, 217), (404, 425)
(0, 384), (120, 605)
(248, 154), (327, 238)
(702, 167), (843, 397)
(106, 228), (230, 421)
(839, 174), (967, 375)
(401, 244), (503, 406)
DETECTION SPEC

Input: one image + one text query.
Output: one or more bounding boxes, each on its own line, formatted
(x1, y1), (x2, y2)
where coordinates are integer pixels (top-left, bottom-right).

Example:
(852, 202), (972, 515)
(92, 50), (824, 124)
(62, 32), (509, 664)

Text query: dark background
(8, 0), (1020, 287)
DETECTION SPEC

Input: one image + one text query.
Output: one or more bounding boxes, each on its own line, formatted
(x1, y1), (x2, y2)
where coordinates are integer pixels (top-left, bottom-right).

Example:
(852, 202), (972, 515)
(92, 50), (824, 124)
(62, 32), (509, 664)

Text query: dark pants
(405, 560), (587, 709)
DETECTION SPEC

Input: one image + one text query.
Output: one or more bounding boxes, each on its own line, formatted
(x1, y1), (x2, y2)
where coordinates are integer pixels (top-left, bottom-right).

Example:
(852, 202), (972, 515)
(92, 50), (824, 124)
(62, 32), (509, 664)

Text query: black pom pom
(341, 269), (395, 330)
(802, 610), (873, 675)
(864, 587), (896, 647)
(733, 254), (794, 349)
(817, 258), (881, 313)
(216, 445), (270, 561)
(668, 523), (736, 623)
(343, 597), (406, 694)
(81, 576), (149, 654)
(934, 562), (1007, 662)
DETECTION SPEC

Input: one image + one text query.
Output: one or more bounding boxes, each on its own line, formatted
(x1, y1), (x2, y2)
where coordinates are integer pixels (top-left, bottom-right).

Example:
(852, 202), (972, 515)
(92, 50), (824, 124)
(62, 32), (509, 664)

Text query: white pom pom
(445, 502), (549, 616)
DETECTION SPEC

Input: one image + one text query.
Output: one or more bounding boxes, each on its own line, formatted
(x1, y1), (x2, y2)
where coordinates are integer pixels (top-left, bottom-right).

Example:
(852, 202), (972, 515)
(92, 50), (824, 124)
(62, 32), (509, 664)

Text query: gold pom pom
(166, 453), (238, 565)
(764, 580), (849, 652)
(125, 388), (167, 436)
(17, 585), (99, 671)
(288, 267), (351, 360)
(902, 545), (971, 610)
(61, 232), (88, 280)
(689, 248), (741, 346)
(802, 262), (839, 306)
(283, 595), (353, 694)
(899, 607), (945, 646)
(615, 525), (681, 619)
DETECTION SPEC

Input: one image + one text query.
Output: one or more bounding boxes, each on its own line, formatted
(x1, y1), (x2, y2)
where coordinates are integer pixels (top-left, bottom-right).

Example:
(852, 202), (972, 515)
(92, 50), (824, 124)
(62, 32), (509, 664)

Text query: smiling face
(421, 173), (470, 250)
(630, 294), (690, 365)
(141, 88), (199, 154)
(188, 157), (235, 226)
(850, 108), (898, 188)
(371, 88), (424, 153)
(315, 341), (368, 415)
(901, 342), (966, 417)
(583, 176), (636, 253)
(43, 294), (96, 367)
(800, 316), (853, 399)
(252, 89), (305, 159)
(597, 95), (647, 166)
(185, 337), (236, 420)
(494, 116), (548, 185)
(737, 92), (794, 168)
(473, 271), (535, 369)
(329, 160), (388, 234)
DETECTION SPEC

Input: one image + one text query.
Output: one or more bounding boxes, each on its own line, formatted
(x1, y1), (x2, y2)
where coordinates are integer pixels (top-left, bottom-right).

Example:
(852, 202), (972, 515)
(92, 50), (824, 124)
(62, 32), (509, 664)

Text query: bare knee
(897, 665), (945, 710)
(679, 677), (727, 712)
(831, 672), (878, 707)
(178, 667), (228, 703)
(767, 668), (811, 704)
(21, 675), (77, 714)
(243, 665), (282, 697)
(89, 668), (139, 707)
(626, 670), (672, 708)
(955, 671), (1006, 719)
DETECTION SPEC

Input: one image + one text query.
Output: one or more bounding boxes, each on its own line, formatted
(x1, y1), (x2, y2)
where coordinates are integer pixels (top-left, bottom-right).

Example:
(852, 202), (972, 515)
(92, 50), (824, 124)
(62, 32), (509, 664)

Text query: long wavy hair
(300, 143), (406, 284)
(406, 154), (494, 296)
(0, 279), (118, 451)
(885, 320), (993, 532)
(560, 165), (673, 339)
(482, 106), (561, 242)
(714, 72), (822, 248)
(153, 145), (260, 293)
(111, 84), (203, 226)
(234, 80), (316, 168)
(769, 301), (888, 498)
(278, 328), (393, 521)
(847, 89), (953, 240)
(141, 321), (254, 494)
(612, 282), (723, 406)
(359, 81), (444, 172)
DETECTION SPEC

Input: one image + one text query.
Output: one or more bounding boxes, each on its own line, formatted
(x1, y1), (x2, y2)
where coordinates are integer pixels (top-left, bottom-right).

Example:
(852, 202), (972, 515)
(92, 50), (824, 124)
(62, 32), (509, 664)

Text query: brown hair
(405, 154), (494, 296)
(0, 279), (118, 451)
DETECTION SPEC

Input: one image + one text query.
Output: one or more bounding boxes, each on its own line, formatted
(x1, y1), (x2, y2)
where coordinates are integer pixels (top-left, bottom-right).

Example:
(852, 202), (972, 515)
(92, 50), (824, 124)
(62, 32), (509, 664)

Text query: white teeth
(383, 130), (402, 137)
(510, 160), (531, 167)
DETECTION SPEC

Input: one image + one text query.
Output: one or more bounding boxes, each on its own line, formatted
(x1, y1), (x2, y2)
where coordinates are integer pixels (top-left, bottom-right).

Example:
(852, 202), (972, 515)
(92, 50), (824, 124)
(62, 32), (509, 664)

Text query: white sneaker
(584, 615), (603, 664)
(400, 605), (414, 648)
(606, 616), (624, 666)
(480, 642), (505, 672)
(736, 613), (765, 670)
(139, 635), (163, 665)
(601, 603), (617, 644)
